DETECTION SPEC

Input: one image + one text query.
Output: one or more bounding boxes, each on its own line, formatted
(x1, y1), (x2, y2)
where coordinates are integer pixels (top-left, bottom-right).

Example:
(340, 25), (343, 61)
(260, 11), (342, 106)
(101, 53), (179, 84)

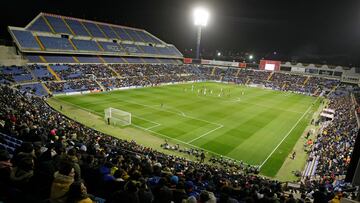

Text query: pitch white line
(51, 98), (252, 166)
(119, 100), (224, 143)
(228, 98), (304, 114)
(145, 123), (161, 130)
(115, 99), (223, 127)
(187, 124), (224, 144)
(131, 123), (240, 163)
(150, 104), (186, 116)
(132, 115), (160, 126)
(258, 97), (319, 169)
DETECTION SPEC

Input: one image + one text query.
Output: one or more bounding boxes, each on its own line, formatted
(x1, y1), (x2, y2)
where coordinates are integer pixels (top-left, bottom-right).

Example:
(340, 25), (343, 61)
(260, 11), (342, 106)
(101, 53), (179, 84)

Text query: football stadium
(0, 1), (359, 202)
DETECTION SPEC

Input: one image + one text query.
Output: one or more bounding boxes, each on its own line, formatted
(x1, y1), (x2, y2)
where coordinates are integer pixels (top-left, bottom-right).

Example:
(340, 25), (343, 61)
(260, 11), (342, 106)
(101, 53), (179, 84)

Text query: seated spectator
(50, 159), (75, 203)
(66, 180), (93, 203)
(0, 149), (12, 202)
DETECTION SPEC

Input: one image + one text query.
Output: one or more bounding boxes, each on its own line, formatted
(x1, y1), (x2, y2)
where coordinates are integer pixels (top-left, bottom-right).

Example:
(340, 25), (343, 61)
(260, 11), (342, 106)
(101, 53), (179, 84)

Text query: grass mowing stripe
(54, 82), (316, 176)
(259, 97), (319, 173)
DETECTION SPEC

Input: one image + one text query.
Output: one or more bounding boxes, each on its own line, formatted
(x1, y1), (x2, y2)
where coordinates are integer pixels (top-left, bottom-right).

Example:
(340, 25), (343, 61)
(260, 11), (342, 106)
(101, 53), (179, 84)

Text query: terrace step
(109, 26), (121, 39)
(211, 67), (216, 76)
(106, 65), (121, 77)
(80, 21), (93, 37)
(68, 39), (78, 50)
(96, 24), (109, 38)
(303, 76), (310, 86)
(46, 65), (61, 81)
(34, 36), (45, 51)
(72, 56), (80, 63)
(94, 79), (106, 91)
(95, 41), (105, 52)
(39, 56), (47, 63)
(42, 16), (56, 33)
(41, 82), (52, 95)
(24, 65), (37, 80)
(62, 18), (76, 35)
(98, 56), (106, 63)
(267, 72), (274, 81)
(235, 69), (241, 77)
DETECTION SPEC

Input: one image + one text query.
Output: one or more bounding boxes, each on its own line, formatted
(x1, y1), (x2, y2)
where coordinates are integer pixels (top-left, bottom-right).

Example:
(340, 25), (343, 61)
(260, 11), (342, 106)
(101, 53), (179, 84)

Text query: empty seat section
(28, 17), (52, 33)
(76, 56), (101, 63)
(98, 24), (118, 39)
(102, 57), (126, 63)
(113, 27), (132, 41)
(30, 65), (54, 80)
(13, 74), (32, 82)
(43, 55), (75, 63)
(82, 22), (106, 38)
(125, 29), (144, 42)
(26, 55), (42, 63)
(98, 41), (124, 52)
(45, 16), (72, 34)
(140, 45), (159, 55)
(138, 32), (157, 44)
(72, 39), (100, 51)
(145, 33), (163, 44)
(123, 57), (143, 63)
(38, 36), (74, 50)
(0, 66), (33, 83)
(157, 47), (173, 55)
(167, 46), (182, 56)
(65, 19), (90, 36)
(20, 83), (48, 96)
(51, 65), (69, 72)
(11, 30), (40, 49)
(142, 58), (159, 63)
(159, 58), (176, 63)
(122, 44), (143, 53)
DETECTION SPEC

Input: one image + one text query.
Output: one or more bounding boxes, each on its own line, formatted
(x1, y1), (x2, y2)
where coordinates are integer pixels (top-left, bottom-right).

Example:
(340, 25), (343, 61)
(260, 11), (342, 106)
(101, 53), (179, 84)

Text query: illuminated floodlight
(249, 55), (254, 60)
(194, 8), (209, 27)
(217, 52), (221, 56)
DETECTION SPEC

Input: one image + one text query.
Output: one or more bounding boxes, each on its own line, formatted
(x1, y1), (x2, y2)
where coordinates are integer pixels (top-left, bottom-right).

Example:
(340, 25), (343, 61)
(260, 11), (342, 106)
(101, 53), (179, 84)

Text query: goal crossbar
(104, 107), (131, 126)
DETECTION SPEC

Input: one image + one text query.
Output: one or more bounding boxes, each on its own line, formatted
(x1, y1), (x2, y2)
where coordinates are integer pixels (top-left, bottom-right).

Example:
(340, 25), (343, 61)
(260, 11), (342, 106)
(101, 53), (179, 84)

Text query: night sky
(1, 0), (360, 66)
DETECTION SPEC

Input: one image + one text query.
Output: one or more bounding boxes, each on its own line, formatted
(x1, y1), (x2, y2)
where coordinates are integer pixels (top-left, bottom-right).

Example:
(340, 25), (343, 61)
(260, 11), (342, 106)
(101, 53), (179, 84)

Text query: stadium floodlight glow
(193, 8), (209, 27)
(217, 52), (221, 56)
(193, 7), (209, 59)
(249, 55), (254, 60)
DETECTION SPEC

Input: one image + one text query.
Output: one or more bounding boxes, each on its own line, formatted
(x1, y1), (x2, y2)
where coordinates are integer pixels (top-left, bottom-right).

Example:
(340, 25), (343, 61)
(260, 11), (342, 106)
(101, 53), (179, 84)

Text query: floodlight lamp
(194, 8), (209, 26)
(249, 55), (253, 60)
(217, 52), (221, 56)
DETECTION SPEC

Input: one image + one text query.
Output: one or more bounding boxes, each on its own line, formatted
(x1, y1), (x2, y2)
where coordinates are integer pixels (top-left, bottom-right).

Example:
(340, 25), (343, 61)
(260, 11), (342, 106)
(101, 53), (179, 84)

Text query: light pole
(193, 7), (209, 59)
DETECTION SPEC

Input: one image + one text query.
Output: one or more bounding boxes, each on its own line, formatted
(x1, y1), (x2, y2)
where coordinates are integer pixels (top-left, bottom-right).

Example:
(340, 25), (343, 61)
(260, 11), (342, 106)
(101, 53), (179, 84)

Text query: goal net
(104, 107), (131, 126)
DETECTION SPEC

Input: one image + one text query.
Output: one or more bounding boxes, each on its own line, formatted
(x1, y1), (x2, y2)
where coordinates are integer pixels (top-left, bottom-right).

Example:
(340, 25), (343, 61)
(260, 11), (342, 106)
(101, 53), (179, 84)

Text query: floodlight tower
(193, 7), (209, 59)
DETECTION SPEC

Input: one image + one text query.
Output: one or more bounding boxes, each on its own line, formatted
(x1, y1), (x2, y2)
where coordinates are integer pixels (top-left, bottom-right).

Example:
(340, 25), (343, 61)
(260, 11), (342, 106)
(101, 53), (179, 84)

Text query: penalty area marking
(51, 98), (251, 167)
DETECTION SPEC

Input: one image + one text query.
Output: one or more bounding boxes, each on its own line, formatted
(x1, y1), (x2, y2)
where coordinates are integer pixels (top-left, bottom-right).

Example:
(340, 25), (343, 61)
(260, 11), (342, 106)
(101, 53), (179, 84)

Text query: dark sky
(1, 0), (360, 65)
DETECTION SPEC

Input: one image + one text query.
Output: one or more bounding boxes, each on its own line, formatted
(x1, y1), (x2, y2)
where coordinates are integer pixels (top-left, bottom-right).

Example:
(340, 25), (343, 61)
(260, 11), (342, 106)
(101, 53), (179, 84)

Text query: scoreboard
(259, 60), (281, 71)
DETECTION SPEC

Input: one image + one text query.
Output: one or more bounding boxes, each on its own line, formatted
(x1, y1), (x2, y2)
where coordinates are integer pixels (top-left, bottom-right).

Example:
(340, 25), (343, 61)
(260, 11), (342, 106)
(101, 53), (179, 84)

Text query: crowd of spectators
(54, 64), (116, 80)
(0, 64), (341, 96)
(0, 63), (358, 202)
(0, 66), (33, 84)
(307, 91), (358, 179)
(1, 81), (358, 202)
(46, 80), (102, 93)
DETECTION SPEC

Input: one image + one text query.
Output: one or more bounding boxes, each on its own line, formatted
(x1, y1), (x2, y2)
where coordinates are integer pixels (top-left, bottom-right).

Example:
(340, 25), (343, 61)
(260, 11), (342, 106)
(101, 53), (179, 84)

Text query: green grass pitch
(55, 82), (320, 176)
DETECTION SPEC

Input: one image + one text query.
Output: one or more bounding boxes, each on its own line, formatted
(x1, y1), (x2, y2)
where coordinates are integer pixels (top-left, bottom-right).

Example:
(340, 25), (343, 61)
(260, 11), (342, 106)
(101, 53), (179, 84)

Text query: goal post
(104, 107), (131, 126)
